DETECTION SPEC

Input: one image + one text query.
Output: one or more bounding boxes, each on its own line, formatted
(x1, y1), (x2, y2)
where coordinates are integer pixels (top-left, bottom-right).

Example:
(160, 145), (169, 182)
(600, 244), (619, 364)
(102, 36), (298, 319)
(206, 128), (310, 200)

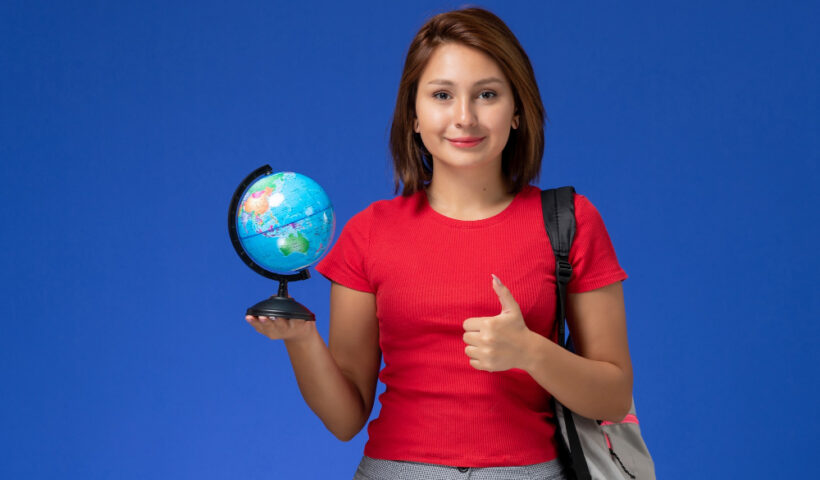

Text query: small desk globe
(228, 165), (335, 321)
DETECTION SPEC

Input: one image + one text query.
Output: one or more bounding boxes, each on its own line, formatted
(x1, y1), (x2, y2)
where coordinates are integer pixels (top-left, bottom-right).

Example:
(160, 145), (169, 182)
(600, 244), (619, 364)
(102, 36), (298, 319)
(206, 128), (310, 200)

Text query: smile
(447, 137), (485, 148)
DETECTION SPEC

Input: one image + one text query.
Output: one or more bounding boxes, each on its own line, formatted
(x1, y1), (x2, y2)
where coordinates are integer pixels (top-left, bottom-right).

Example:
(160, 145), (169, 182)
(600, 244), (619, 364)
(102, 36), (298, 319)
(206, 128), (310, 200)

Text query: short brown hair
(389, 6), (546, 196)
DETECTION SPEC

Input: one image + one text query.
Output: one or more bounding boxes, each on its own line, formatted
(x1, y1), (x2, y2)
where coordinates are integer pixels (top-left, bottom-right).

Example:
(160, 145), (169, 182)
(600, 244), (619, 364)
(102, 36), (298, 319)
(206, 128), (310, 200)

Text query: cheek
(417, 107), (448, 132)
(490, 103), (516, 126)
(492, 112), (515, 131)
(489, 113), (515, 138)
(486, 118), (513, 150)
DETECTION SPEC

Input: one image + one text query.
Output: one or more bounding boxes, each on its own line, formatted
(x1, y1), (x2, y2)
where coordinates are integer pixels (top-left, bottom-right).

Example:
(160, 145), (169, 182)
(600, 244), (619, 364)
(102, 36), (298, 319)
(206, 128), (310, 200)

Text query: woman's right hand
(245, 314), (316, 343)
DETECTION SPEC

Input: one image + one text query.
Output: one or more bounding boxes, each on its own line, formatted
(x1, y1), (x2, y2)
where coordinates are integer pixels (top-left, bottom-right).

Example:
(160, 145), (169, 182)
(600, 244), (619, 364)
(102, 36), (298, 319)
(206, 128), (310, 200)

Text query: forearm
(521, 331), (632, 422)
(283, 326), (368, 441)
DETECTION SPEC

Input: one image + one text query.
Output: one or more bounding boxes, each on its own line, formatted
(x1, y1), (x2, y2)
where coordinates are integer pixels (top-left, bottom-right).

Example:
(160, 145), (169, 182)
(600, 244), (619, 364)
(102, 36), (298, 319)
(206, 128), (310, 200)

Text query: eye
(431, 90), (497, 101)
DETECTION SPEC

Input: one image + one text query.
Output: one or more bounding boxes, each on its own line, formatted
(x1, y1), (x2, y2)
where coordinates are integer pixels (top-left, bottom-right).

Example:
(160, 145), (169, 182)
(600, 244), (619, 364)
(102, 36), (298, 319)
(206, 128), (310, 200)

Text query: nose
(454, 97), (477, 128)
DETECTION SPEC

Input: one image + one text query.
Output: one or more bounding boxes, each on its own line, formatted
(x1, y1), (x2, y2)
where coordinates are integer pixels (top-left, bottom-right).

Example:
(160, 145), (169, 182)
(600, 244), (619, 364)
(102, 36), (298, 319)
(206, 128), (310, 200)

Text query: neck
(424, 163), (514, 221)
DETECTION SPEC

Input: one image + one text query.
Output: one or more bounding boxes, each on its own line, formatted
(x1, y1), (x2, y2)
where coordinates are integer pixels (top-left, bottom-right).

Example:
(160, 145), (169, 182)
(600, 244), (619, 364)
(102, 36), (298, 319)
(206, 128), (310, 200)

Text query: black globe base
(247, 295), (316, 321)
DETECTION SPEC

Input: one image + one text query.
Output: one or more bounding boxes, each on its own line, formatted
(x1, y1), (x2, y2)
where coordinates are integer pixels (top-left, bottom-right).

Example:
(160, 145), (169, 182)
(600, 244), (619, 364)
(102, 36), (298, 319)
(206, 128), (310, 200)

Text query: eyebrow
(425, 77), (505, 87)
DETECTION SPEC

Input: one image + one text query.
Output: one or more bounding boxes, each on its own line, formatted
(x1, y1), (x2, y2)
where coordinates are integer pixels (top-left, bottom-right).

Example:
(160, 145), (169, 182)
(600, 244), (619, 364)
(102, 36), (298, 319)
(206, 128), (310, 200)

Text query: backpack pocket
(599, 413), (655, 480)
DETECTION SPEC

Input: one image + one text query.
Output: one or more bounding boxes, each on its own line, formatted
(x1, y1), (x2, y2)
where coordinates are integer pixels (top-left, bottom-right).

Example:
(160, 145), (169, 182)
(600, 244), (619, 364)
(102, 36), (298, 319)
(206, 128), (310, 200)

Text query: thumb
(491, 274), (519, 314)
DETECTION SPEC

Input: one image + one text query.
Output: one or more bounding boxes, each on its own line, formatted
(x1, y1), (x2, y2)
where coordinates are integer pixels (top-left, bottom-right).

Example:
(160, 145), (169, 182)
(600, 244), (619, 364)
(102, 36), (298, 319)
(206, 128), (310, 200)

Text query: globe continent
(236, 172), (335, 275)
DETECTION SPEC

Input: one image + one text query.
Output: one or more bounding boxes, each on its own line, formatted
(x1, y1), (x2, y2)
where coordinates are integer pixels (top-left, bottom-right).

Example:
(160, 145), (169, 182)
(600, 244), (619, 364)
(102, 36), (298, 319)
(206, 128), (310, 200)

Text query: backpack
(540, 186), (656, 480)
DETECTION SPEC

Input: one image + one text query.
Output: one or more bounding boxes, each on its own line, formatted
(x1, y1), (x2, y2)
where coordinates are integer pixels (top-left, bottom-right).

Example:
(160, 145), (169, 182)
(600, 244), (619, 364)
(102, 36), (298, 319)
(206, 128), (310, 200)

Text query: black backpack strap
(541, 186), (591, 480)
(540, 186), (576, 349)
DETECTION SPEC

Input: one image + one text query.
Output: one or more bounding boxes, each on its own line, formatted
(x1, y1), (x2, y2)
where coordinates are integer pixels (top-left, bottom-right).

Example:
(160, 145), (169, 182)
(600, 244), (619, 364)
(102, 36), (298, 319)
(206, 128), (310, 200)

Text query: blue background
(2, 1), (817, 478)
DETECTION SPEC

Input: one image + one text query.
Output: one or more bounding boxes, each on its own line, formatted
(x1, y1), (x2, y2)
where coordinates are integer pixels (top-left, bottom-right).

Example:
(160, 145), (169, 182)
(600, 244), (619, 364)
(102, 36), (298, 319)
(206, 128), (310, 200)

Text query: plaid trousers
(351, 455), (566, 480)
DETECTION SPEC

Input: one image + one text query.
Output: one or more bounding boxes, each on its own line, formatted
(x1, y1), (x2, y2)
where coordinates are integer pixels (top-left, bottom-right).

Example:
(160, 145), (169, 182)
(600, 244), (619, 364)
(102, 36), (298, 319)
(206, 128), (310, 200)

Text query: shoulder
(340, 191), (421, 232)
(570, 192), (617, 244)
(532, 187), (603, 223)
(570, 192), (615, 228)
(537, 187), (616, 241)
(573, 192), (599, 217)
(363, 191), (425, 223)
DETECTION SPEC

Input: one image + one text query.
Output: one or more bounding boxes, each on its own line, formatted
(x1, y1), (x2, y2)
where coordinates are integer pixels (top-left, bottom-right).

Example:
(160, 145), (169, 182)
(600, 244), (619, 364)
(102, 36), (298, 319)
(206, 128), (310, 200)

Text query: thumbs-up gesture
(462, 274), (533, 372)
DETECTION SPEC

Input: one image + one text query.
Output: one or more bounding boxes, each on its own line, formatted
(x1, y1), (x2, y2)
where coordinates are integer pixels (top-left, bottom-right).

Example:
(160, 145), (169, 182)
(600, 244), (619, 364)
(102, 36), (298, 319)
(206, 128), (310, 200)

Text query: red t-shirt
(315, 184), (627, 467)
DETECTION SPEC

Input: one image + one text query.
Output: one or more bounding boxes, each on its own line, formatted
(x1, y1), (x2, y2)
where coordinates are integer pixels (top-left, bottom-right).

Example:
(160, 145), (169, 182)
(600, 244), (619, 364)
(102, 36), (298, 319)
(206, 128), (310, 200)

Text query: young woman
(246, 7), (633, 480)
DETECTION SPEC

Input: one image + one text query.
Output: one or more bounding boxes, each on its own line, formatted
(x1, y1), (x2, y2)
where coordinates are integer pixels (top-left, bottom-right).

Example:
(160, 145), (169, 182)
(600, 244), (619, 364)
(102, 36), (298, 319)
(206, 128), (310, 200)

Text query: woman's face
(414, 42), (519, 174)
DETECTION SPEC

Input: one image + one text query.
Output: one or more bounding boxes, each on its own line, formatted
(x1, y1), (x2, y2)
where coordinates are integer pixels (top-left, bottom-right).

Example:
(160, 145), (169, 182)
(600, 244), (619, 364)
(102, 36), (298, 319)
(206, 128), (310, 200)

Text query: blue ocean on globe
(235, 171), (335, 275)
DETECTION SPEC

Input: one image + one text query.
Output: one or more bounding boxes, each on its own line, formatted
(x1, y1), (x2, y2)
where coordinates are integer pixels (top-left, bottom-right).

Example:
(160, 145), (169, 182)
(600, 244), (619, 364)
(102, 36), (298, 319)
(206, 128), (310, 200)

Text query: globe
(232, 170), (335, 275)
(228, 165), (334, 320)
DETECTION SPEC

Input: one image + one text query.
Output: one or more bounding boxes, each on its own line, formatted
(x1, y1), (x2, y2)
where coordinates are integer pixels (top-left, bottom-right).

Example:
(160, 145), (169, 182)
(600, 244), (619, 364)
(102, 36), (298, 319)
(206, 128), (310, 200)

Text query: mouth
(447, 137), (485, 148)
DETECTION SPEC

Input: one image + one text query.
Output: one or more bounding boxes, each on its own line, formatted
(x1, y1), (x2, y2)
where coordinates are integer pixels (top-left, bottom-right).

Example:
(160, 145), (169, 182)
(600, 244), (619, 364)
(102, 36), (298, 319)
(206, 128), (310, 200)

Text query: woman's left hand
(463, 274), (533, 372)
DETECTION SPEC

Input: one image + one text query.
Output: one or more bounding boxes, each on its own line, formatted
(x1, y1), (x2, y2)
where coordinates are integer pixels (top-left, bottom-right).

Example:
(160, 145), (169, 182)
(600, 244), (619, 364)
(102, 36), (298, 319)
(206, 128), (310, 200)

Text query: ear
(414, 118), (419, 133)
(512, 113), (519, 130)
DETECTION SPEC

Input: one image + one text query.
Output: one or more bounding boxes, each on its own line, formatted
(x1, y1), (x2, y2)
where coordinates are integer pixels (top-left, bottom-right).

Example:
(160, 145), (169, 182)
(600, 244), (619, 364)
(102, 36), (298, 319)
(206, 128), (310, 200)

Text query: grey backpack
(541, 187), (656, 480)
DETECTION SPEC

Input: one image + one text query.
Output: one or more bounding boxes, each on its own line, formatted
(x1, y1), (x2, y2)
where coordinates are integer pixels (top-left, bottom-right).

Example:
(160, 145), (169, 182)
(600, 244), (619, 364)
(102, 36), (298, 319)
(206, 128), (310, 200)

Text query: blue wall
(2, 1), (817, 478)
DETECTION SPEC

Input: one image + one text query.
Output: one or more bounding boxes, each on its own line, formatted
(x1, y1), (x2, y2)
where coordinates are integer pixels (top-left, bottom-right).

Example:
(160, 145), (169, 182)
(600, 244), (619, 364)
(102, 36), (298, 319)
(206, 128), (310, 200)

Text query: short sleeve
(314, 205), (374, 293)
(566, 194), (628, 293)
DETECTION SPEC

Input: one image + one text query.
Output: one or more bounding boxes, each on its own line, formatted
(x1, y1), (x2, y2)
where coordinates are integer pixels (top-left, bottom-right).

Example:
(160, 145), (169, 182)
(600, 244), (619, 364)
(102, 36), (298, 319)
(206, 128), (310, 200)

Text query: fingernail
(491, 273), (501, 286)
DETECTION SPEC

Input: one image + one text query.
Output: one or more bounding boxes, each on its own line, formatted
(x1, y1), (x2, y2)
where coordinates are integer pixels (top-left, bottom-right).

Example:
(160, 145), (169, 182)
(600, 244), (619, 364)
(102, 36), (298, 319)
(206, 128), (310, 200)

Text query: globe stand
(246, 269), (316, 321)
(228, 164), (319, 322)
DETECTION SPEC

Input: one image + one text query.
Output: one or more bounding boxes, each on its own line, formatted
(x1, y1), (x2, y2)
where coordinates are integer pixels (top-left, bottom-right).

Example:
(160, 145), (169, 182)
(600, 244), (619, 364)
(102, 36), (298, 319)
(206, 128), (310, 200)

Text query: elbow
(333, 430), (357, 442)
(601, 380), (633, 423)
(329, 415), (368, 442)
(329, 422), (360, 442)
(602, 395), (632, 423)
(330, 423), (360, 442)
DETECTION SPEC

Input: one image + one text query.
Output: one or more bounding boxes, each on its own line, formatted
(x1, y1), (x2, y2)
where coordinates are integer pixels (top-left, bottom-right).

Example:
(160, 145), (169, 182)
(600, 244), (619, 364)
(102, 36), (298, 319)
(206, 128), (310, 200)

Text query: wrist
(283, 323), (319, 348)
(519, 330), (549, 374)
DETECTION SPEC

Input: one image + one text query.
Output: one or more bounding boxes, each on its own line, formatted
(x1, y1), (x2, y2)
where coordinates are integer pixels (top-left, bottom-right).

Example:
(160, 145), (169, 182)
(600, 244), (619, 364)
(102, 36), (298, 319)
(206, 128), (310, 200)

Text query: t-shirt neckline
(420, 185), (532, 229)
